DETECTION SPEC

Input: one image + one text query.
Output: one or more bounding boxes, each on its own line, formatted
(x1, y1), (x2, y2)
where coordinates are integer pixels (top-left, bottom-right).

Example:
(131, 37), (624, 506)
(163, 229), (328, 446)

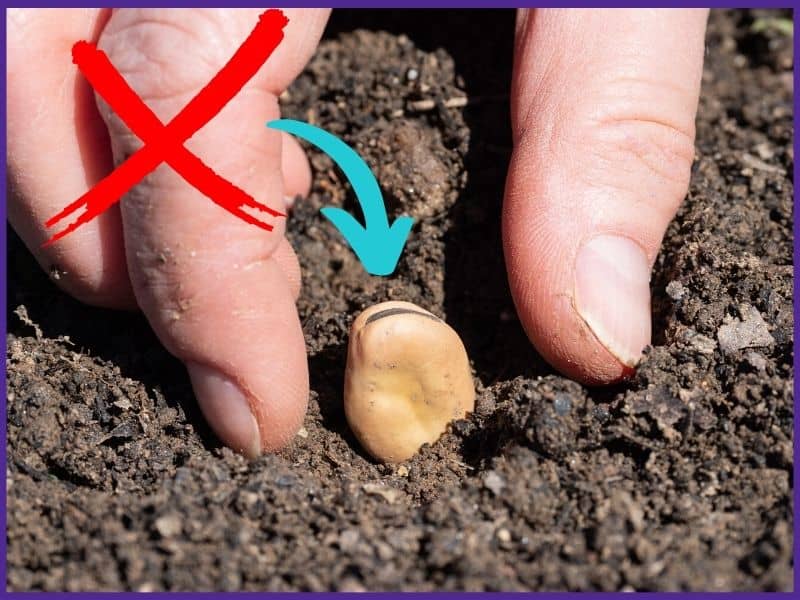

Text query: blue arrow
(266, 119), (414, 276)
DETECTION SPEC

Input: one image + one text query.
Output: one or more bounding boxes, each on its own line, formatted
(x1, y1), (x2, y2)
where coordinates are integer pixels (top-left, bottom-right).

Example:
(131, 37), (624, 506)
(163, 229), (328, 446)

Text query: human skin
(6, 8), (708, 457)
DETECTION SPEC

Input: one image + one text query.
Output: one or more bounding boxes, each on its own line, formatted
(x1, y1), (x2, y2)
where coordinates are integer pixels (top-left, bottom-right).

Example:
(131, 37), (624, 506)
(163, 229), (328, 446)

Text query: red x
(44, 9), (289, 247)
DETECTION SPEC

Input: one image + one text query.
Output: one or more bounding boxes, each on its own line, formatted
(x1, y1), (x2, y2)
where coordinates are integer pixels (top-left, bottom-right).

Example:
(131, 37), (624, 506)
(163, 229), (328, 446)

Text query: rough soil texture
(6, 9), (794, 591)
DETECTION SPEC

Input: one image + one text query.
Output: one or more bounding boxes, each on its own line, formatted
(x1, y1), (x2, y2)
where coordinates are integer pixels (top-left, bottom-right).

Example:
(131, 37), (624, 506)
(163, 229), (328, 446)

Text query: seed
(343, 301), (475, 462)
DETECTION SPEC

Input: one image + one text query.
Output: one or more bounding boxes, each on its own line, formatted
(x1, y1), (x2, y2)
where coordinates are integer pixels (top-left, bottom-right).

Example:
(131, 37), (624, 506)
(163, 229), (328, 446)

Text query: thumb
(96, 8), (328, 455)
(503, 9), (708, 384)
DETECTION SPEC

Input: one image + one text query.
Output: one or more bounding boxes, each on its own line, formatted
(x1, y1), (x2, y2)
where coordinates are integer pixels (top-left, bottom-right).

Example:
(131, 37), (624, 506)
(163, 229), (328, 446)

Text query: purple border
(1, 2), (797, 8)
(793, 5), (798, 596)
(2, 2), (797, 595)
(2, 5), (8, 593)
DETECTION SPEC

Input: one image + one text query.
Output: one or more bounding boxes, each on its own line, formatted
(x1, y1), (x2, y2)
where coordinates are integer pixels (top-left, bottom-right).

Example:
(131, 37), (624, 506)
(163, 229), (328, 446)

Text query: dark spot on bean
(364, 307), (441, 325)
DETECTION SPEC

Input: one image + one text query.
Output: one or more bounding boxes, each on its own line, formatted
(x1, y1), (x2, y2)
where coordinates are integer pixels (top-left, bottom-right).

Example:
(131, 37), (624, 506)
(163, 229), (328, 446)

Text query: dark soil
(6, 9), (794, 591)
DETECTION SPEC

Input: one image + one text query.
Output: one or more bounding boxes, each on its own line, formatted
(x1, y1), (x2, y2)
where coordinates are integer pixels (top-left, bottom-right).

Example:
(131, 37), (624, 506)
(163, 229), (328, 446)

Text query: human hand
(8, 8), (708, 459)
(7, 8), (329, 457)
(502, 9), (708, 383)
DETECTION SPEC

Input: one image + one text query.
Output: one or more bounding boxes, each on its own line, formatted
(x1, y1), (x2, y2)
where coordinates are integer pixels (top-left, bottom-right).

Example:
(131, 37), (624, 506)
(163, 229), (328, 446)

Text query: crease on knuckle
(587, 74), (697, 190)
(100, 17), (228, 108)
(587, 114), (696, 194)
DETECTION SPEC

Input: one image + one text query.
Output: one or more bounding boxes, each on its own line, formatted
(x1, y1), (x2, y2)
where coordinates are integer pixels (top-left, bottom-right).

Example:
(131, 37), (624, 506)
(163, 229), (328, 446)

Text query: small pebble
(483, 470), (506, 496)
(406, 67), (419, 81)
(475, 393), (496, 416)
(375, 541), (395, 561)
(679, 328), (717, 355)
(338, 578), (366, 592)
(362, 483), (402, 504)
(666, 280), (688, 301)
(754, 141), (775, 160)
(112, 397), (133, 411)
(553, 393), (572, 416)
(717, 304), (775, 355)
(338, 529), (360, 553)
(275, 474), (296, 488)
(154, 514), (182, 538)
(496, 528), (511, 544)
(745, 351), (768, 371)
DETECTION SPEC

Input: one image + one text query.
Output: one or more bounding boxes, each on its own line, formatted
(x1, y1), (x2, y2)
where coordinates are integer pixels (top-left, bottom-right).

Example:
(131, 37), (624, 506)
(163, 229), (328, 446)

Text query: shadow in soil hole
(307, 342), (377, 463)
(436, 11), (553, 384)
(327, 9), (553, 385)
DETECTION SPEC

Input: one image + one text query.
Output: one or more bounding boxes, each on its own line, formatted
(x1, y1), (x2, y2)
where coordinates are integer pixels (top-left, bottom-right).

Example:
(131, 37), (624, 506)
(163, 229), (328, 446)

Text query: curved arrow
(267, 119), (413, 276)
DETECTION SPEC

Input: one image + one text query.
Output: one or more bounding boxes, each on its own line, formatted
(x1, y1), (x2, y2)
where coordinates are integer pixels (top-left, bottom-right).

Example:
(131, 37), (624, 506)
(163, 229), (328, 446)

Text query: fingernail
(283, 195), (295, 209)
(186, 362), (262, 458)
(574, 235), (652, 367)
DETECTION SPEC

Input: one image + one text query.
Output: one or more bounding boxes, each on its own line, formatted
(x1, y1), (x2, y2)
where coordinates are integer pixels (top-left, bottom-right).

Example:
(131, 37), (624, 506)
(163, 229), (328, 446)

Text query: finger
(6, 8), (135, 308)
(281, 132), (312, 208)
(504, 9), (708, 384)
(96, 8), (329, 455)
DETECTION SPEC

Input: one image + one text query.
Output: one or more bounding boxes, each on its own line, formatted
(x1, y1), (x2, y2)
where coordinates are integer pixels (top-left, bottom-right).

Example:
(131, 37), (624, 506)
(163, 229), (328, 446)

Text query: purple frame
(1, 2), (796, 596)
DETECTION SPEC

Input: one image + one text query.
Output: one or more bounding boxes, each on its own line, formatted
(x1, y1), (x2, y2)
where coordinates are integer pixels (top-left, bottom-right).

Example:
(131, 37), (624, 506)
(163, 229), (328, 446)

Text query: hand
(503, 9), (708, 384)
(7, 8), (329, 457)
(8, 8), (708, 458)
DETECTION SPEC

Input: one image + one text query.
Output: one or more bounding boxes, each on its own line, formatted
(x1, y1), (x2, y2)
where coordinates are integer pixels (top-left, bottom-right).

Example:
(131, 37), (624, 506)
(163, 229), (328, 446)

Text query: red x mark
(44, 9), (289, 247)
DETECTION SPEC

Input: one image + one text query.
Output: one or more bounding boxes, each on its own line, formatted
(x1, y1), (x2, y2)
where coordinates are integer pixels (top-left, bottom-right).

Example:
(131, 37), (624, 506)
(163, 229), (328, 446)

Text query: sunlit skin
(7, 8), (708, 457)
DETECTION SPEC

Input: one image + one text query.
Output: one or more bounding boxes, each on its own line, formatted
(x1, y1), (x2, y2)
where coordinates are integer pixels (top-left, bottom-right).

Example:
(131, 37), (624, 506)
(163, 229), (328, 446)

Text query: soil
(5, 9), (794, 591)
